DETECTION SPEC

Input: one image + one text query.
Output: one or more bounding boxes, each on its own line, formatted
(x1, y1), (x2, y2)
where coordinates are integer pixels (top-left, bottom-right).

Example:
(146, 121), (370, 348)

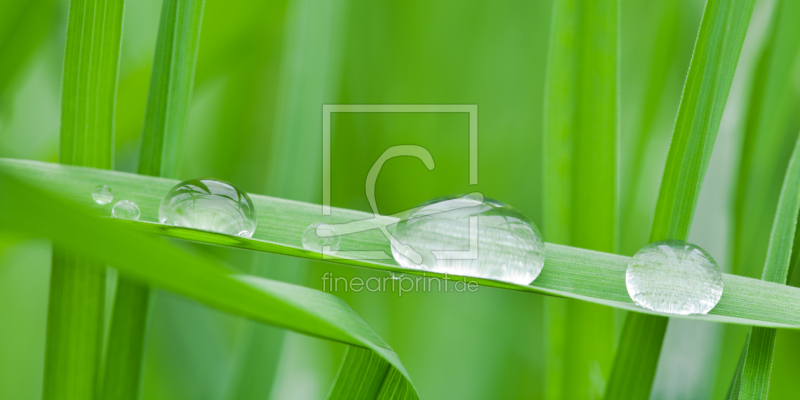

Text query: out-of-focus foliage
(2, 0), (800, 398)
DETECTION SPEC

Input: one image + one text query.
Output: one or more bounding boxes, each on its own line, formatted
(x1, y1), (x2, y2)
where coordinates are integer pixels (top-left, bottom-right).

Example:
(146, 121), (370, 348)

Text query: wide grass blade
(543, 0), (618, 396)
(728, 132), (800, 397)
(100, 0), (205, 398)
(44, 0), (123, 399)
(6, 159), (800, 330)
(605, 0), (756, 396)
(0, 165), (420, 400)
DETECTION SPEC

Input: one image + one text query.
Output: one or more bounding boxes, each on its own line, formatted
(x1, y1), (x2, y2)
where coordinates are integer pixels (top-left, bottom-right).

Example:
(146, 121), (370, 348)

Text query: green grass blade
(6, 159), (800, 330)
(729, 132), (800, 398)
(543, 0), (618, 396)
(44, 0), (124, 399)
(606, 0), (756, 397)
(0, 165), (420, 400)
(136, 0), (205, 179)
(101, 0), (205, 398)
(733, 0), (800, 280)
(327, 346), (391, 400)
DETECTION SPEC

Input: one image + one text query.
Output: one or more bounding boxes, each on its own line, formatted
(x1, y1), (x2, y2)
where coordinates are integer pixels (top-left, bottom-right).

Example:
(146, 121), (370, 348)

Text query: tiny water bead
(389, 272), (404, 280)
(302, 223), (341, 254)
(390, 194), (545, 285)
(625, 240), (723, 315)
(159, 179), (257, 238)
(92, 185), (113, 205)
(112, 200), (140, 221)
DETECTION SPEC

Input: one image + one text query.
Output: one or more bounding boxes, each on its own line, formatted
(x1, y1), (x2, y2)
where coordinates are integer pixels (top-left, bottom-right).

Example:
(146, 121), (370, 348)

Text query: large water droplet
(112, 200), (140, 221)
(626, 240), (723, 315)
(302, 223), (341, 254)
(92, 185), (113, 205)
(391, 194), (545, 285)
(159, 179), (257, 237)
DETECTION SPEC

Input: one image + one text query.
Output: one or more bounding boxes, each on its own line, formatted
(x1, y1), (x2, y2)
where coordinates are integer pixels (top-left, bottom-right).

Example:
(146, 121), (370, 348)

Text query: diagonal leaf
(101, 0), (206, 398)
(605, 0), (757, 396)
(729, 132), (800, 397)
(0, 162), (420, 400)
(5, 159), (800, 331)
(543, 0), (619, 396)
(44, 0), (124, 399)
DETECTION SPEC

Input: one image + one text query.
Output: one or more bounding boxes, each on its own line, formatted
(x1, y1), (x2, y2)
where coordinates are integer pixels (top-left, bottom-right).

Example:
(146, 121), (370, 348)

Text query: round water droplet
(626, 240), (723, 315)
(391, 194), (545, 285)
(159, 179), (257, 237)
(92, 185), (114, 205)
(112, 200), (140, 221)
(302, 223), (341, 254)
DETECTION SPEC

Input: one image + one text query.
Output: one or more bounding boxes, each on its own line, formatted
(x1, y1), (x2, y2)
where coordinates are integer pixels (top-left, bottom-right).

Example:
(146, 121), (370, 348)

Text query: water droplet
(92, 185), (113, 205)
(159, 179), (257, 237)
(626, 240), (723, 315)
(302, 223), (341, 254)
(390, 194), (545, 285)
(389, 272), (404, 280)
(112, 200), (140, 221)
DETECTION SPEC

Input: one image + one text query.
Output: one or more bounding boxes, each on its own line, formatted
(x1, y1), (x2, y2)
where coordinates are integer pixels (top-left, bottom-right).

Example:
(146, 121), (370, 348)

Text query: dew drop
(625, 240), (723, 315)
(112, 200), (140, 221)
(390, 194), (545, 285)
(159, 179), (257, 237)
(302, 223), (341, 254)
(389, 272), (404, 280)
(92, 185), (113, 205)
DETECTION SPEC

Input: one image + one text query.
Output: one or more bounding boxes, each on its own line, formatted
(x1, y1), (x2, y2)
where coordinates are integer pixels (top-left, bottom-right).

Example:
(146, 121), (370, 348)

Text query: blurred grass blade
(621, 0), (681, 249)
(729, 133), (800, 398)
(0, 166), (420, 400)
(7, 159), (800, 330)
(543, 0), (618, 396)
(101, 0), (205, 399)
(605, 0), (756, 397)
(733, 0), (800, 280)
(227, 0), (349, 397)
(0, 0), (59, 110)
(44, 0), (124, 399)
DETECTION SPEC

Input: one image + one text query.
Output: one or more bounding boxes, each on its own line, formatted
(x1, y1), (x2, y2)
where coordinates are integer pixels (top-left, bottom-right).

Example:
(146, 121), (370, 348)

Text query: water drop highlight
(626, 240), (723, 315)
(302, 223), (341, 254)
(159, 179), (257, 237)
(112, 200), (140, 221)
(390, 194), (545, 285)
(92, 185), (113, 205)
(389, 272), (404, 280)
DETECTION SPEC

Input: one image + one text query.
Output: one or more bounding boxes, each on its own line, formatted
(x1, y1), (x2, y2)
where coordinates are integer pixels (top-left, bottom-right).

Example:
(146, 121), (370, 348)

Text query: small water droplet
(92, 185), (113, 205)
(389, 272), (404, 280)
(391, 194), (545, 285)
(626, 240), (723, 315)
(302, 223), (341, 254)
(112, 200), (140, 221)
(159, 179), (257, 237)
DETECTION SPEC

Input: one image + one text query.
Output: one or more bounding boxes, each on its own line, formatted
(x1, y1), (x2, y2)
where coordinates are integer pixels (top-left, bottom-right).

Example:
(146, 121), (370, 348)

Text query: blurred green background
(1, 0), (799, 398)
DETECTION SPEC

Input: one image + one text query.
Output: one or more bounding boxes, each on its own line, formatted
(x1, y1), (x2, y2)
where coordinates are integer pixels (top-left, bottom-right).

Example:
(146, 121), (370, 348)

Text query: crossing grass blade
(100, 0), (206, 399)
(543, 0), (618, 396)
(0, 164), (420, 400)
(728, 134), (800, 397)
(5, 159), (800, 331)
(44, 0), (124, 399)
(604, 0), (757, 397)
